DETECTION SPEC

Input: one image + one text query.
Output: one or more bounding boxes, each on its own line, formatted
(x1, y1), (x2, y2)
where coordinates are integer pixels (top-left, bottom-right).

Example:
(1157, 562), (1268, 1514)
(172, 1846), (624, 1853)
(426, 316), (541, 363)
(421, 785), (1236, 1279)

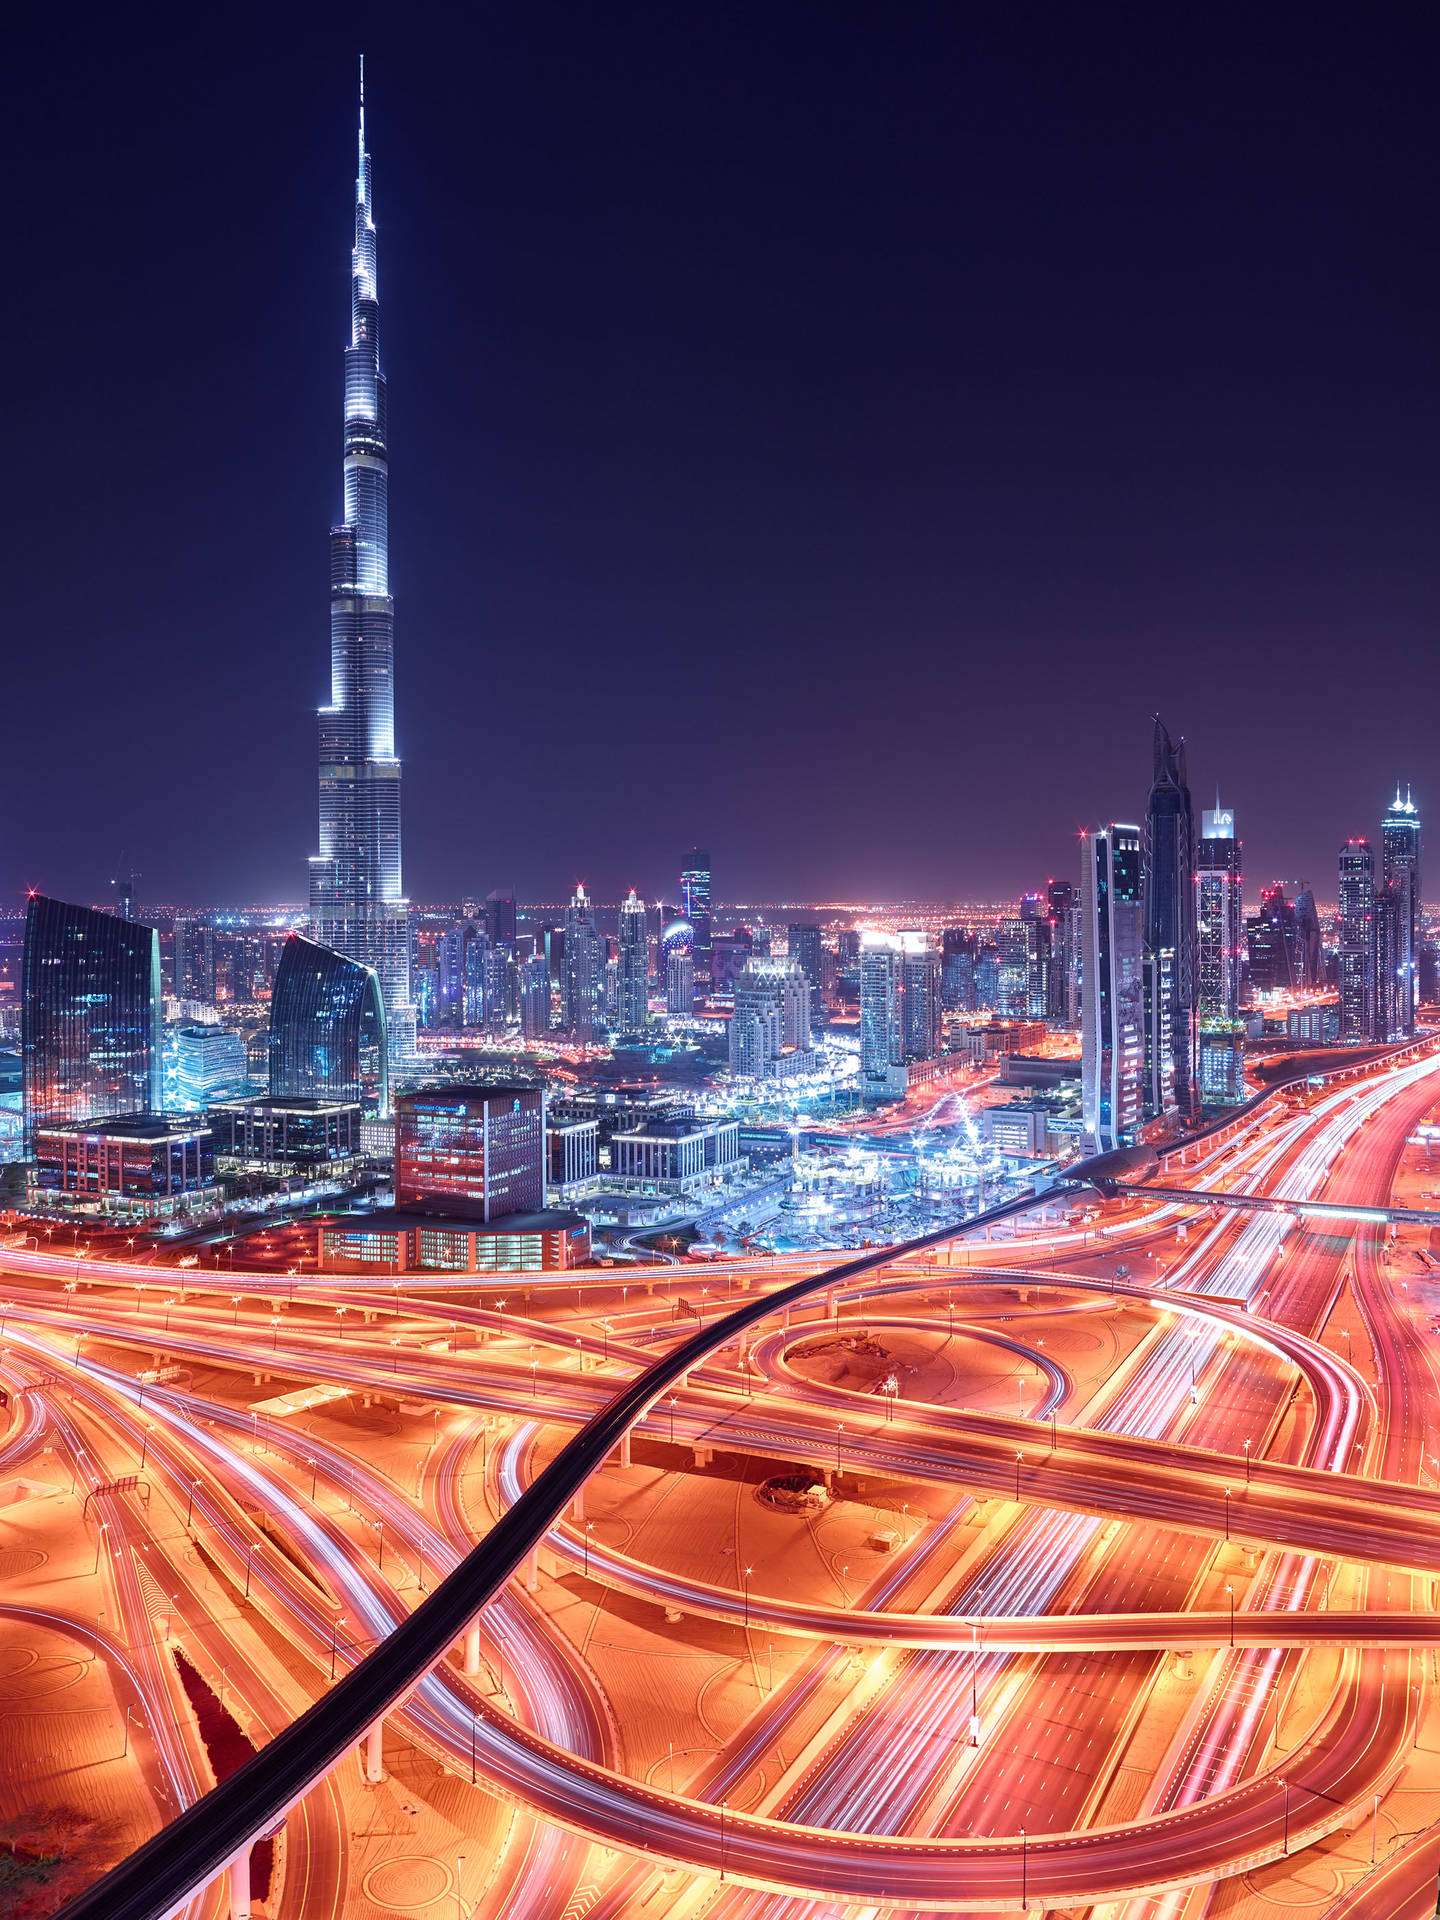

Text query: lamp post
(123, 1705), (135, 1757)
(1021, 1825), (1027, 1908)
(185, 1480), (200, 1527)
(471, 1710), (478, 1784)
(244, 1543), (254, 1600)
(1281, 1776), (1290, 1855)
(1015, 1452), (1022, 1502)
(456, 1856), (465, 1920)
(1224, 1487), (1231, 1541)
(330, 1614), (345, 1681)
(1226, 1583), (1234, 1647)
(94, 1522), (108, 1575)
(1244, 1437), (1251, 1485)
(719, 1799), (726, 1881)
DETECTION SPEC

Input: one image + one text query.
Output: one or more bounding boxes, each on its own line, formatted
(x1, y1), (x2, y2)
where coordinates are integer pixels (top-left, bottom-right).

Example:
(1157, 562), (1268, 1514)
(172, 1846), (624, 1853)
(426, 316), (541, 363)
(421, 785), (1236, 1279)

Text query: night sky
(8, 6), (1438, 911)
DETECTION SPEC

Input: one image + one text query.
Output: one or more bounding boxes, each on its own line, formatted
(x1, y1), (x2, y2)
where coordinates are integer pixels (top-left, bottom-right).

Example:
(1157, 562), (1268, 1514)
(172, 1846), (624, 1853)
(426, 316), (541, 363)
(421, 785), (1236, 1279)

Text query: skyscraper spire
(309, 65), (413, 1068)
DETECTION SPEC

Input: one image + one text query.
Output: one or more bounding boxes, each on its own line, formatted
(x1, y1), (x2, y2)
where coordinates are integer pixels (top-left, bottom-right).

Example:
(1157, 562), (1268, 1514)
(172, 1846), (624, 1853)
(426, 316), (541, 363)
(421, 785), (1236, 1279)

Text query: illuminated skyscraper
(1081, 825), (1144, 1151)
(1196, 805), (1243, 1021)
(1143, 719), (1198, 1121)
(617, 890), (650, 1032)
(1382, 786), (1421, 1037)
(268, 933), (388, 1113)
(1338, 840), (1376, 1041)
(309, 66), (413, 1054)
(560, 885), (604, 1042)
(22, 895), (162, 1150)
(681, 850), (712, 986)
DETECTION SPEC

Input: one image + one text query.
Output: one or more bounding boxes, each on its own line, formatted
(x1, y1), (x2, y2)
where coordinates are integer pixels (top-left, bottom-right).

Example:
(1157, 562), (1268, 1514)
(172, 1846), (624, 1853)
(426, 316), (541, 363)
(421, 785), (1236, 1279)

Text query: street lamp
(1015, 1452), (1022, 1502)
(185, 1480), (200, 1527)
(1244, 1437), (1251, 1485)
(94, 1521), (109, 1575)
(1224, 1487), (1232, 1542)
(330, 1614), (345, 1681)
(1226, 1583), (1234, 1648)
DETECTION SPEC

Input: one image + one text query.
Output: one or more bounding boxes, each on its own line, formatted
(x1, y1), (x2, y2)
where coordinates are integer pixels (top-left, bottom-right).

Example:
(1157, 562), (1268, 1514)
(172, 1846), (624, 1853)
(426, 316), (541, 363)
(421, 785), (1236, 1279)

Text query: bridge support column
(365, 1719), (384, 1783)
(464, 1623), (481, 1676)
(524, 1546), (539, 1591)
(618, 1431), (631, 1469)
(228, 1843), (251, 1920)
(692, 1444), (713, 1468)
(826, 1288), (838, 1318)
(572, 1486), (585, 1521)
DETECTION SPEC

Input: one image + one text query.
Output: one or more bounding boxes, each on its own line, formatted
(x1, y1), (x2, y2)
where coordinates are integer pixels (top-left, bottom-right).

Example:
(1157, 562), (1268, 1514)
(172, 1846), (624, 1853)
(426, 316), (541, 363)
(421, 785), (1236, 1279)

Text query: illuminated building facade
(1081, 824), (1144, 1151)
(859, 932), (937, 1097)
(730, 959), (812, 1077)
(1381, 786), (1420, 1037)
(518, 954), (550, 1039)
(617, 889), (650, 1031)
(22, 894), (162, 1151)
(787, 923), (823, 994)
(1196, 805), (1243, 1021)
(395, 1085), (545, 1220)
(268, 933), (387, 1113)
(681, 849), (712, 985)
(308, 69), (413, 1053)
(33, 1116), (214, 1210)
(560, 885), (604, 1041)
(1143, 718), (1198, 1121)
(1338, 840), (1376, 1041)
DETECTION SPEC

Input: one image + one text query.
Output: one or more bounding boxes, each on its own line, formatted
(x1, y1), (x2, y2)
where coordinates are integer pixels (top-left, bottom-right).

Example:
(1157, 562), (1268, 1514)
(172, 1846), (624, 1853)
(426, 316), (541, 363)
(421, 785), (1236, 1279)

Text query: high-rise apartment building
(22, 895), (162, 1149)
(666, 948), (694, 1015)
(268, 932), (387, 1113)
(174, 919), (217, 1005)
(1196, 805), (1243, 1021)
(560, 886), (604, 1042)
(518, 954), (550, 1040)
(681, 850), (712, 986)
(900, 933), (942, 1061)
(787, 924), (823, 995)
(308, 70), (413, 1055)
(617, 889), (650, 1032)
(1080, 825), (1144, 1152)
(1382, 786), (1421, 1038)
(859, 931), (936, 1098)
(729, 960), (812, 1077)
(1338, 840), (1376, 1042)
(1143, 720), (1198, 1121)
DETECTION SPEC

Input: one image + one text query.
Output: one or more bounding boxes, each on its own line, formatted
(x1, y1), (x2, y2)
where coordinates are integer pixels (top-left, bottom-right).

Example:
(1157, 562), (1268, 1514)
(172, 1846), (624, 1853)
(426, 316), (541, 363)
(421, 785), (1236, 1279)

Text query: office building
(1080, 825), (1144, 1152)
(1382, 786), (1421, 1038)
(681, 849), (712, 985)
(485, 889), (517, 949)
(164, 1024), (249, 1111)
(1196, 804), (1243, 1022)
(308, 72), (414, 1056)
(33, 1116), (214, 1211)
(900, 933), (942, 1061)
(666, 947), (694, 1015)
(209, 1097), (361, 1171)
(611, 1115), (741, 1193)
(174, 919), (217, 1004)
(1143, 719), (1198, 1121)
(548, 1117), (599, 1193)
(395, 1085), (545, 1219)
(1045, 881), (1075, 1022)
(22, 894), (162, 1151)
(787, 924), (823, 994)
(268, 932), (387, 1113)
(561, 885), (604, 1042)
(320, 1207), (589, 1274)
(617, 889), (650, 1032)
(1246, 885), (1298, 994)
(1338, 840), (1376, 1042)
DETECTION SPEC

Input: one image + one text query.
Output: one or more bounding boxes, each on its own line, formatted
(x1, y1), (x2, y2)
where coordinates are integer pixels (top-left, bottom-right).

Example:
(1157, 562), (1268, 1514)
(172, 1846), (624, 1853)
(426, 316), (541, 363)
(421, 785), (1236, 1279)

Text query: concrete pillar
(692, 1444), (713, 1468)
(365, 1719), (384, 1783)
(826, 1288), (838, 1319)
(572, 1485), (585, 1521)
(464, 1623), (481, 1676)
(524, 1546), (539, 1592)
(618, 1431), (631, 1469)
(228, 1843), (252, 1920)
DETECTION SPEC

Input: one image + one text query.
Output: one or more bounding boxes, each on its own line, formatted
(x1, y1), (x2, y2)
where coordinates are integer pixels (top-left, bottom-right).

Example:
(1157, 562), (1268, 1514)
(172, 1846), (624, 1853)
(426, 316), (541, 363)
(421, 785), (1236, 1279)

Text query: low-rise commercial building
(319, 1206), (590, 1274)
(33, 1117), (214, 1210)
(611, 1117), (741, 1194)
(209, 1097), (361, 1171)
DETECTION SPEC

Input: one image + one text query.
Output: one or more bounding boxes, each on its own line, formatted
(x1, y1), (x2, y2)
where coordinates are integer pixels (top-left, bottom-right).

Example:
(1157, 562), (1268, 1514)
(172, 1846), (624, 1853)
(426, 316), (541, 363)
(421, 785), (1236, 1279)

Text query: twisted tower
(309, 60), (412, 1051)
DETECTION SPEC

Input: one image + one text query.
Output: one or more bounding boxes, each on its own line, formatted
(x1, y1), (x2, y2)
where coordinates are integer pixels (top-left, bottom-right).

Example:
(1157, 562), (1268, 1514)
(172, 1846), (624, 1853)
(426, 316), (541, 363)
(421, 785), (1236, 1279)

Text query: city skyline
(8, 12), (1440, 906)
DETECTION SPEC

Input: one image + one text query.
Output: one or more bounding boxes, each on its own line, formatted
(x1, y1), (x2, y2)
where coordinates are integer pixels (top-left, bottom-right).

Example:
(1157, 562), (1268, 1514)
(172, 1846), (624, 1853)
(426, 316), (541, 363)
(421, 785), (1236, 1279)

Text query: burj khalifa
(309, 62), (414, 1055)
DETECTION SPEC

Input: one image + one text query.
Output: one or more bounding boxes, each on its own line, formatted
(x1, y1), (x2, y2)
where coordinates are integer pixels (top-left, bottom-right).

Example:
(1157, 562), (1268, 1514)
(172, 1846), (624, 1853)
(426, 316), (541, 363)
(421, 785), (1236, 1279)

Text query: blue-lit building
(163, 1024), (249, 1111)
(681, 850), (712, 985)
(22, 894), (162, 1151)
(268, 932), (387, 1113)
(308, 69), (414, 1055)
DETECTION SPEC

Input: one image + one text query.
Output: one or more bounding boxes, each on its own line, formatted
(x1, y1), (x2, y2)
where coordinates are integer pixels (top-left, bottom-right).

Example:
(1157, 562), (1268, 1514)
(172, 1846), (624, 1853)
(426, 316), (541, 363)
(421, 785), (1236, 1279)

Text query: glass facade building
(22, 894), (162, 1150)
(308, 69), (413, 1052)
(395, 1085), (545, 1221)
(268, 932), (387, 1113)
(1143, 719), (1198, 1121)
(1381, 787), (1421, 1038)
(1081, 824), (1144, 1151)
(681, 849), (712, 985)
(1196, 805), (1243, 1023)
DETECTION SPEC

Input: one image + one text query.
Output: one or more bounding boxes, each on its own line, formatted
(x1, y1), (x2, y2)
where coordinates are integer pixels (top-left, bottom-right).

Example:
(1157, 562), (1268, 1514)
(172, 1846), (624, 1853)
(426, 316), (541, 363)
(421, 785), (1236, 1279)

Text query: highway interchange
(7, 1040), (1440, 1916)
